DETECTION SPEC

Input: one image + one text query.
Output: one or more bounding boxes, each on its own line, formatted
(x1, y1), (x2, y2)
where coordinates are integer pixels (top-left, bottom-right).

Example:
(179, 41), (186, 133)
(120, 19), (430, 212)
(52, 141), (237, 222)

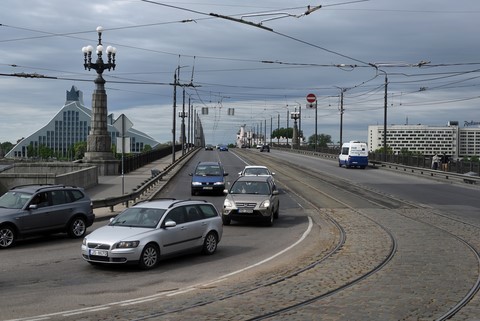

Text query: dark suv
(260, 145), (270, 152)
(190, 161), (228, 196)
(0, 184), (95, 248)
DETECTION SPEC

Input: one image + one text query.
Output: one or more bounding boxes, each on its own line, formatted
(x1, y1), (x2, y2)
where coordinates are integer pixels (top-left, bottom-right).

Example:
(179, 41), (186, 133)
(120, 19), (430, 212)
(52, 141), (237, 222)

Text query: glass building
(6, 86), (159, 158)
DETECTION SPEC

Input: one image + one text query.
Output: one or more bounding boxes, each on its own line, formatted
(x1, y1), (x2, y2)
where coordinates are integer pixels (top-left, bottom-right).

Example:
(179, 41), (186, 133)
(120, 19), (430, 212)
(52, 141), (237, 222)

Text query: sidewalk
(86, 150), (188, 220)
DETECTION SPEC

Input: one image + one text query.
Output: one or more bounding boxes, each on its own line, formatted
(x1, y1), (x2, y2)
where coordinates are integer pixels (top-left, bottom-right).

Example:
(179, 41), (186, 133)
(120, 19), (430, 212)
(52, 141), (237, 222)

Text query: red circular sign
(306, 93), (316, 103)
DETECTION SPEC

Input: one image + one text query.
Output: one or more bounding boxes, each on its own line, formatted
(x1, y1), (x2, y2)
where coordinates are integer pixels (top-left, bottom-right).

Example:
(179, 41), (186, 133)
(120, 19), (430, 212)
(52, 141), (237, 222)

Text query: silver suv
(223, 175), (280, 226)
(0, 184), (95, 248)
(82, 199), (223, 270)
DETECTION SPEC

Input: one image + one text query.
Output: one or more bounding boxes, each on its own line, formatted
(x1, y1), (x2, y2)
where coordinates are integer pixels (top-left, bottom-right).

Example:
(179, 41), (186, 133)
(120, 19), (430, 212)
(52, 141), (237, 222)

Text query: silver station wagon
(81, 199), (223, 270)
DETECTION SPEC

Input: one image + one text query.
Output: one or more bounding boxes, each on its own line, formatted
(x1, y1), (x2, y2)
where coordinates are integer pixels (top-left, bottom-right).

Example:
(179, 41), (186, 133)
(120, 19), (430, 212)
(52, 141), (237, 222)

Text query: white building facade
(6, 86), (160, 158)
(368, 121), (480, 158)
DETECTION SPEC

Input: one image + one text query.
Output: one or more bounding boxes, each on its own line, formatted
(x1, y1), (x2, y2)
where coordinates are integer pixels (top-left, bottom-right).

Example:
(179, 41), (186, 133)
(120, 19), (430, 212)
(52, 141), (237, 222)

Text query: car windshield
(195, 165), (222, 176)
(244, 168), (270, 176)
(0, 191), (32, 209)
(230, 181), (270, 195)
(109, 208), (166, 228)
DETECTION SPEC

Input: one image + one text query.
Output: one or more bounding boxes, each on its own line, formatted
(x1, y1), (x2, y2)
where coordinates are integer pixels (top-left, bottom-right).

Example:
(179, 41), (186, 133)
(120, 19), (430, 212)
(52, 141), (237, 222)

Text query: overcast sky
(1, 0), (479, 146)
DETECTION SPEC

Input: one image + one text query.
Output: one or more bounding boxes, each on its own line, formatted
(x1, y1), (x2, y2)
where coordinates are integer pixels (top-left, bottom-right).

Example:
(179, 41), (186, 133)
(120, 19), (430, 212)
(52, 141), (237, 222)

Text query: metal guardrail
(91, 148), (199, 209)
(370, 161), (480, 185)
(276, 148), (480, 186)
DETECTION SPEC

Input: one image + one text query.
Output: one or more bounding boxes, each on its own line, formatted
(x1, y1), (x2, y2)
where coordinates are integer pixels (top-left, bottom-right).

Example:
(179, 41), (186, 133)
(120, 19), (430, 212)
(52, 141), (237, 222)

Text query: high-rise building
(368, 121), (480, 158)
(6, 86), (159, 158)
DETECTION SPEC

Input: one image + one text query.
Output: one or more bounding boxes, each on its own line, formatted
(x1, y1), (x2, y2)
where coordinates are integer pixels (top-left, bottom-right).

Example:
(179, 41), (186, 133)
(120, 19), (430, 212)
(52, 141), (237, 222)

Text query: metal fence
(120, 144), (182, 174)
(369, 153), (480, 175)
(275, 144), (480, 176)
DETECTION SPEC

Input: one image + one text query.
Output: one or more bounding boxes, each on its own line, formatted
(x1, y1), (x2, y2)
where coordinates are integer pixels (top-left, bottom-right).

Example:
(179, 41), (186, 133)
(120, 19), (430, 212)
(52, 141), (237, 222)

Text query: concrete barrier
(0, 162), (98, 194)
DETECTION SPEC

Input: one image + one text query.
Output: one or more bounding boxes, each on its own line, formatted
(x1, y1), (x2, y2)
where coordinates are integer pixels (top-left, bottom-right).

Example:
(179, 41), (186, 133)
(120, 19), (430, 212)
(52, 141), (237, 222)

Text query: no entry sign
(306, 93), (316, 103)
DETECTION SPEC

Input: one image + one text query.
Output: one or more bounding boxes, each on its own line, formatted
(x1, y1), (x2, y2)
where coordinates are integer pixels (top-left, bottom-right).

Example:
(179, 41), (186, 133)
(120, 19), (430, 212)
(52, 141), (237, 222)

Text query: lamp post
(285, 107), (289, 147)
(290, 109), (300, 149)
(179, 106), (188, 156)
(82, 26), (118, 174)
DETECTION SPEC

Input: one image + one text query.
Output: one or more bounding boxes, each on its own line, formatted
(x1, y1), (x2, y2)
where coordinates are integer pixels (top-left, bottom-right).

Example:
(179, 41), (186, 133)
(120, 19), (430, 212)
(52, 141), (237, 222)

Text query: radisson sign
(464, 121), (480, 127)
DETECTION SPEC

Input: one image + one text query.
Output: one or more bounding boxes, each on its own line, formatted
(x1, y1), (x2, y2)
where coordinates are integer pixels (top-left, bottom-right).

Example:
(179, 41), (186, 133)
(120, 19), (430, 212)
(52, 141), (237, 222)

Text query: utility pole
(340, 89), (344, 147)
(172, 70), (177, 163)
(383, 72), (388, 162)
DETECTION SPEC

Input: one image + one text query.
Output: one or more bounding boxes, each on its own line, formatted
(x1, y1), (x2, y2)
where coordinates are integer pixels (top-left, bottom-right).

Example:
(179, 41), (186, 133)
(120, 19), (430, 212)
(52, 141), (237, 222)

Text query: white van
(338, 141), (368, 169)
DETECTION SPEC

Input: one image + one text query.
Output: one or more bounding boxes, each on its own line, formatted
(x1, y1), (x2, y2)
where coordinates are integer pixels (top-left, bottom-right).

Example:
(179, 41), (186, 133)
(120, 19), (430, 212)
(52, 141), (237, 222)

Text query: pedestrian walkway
(87, 150), (190, 220)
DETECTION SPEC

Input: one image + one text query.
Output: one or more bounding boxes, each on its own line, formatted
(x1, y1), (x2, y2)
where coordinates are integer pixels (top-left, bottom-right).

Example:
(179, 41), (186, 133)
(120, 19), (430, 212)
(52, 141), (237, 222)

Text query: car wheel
(0, 225), (16, 249)
(202, 232), (218, 255)
(273, 203), (279, 219)
(67, 216), (87, 238)
(139, 243), (159, 270)
(265, 213), (274, 227)
(222, 215), (231, 226)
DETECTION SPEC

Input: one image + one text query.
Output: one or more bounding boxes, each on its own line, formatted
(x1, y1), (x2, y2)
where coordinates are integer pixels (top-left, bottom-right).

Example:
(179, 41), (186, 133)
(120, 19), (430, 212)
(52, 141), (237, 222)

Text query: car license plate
(89, 249), (108, 257)
(239, 208), (253, 214)
(203, 186), (213, 190)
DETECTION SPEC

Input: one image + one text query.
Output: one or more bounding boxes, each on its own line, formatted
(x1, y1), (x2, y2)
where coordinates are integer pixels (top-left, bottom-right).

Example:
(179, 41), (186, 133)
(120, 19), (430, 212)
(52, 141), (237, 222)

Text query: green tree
(143, 144), (152, 152)
(307, 134), (332, 148)
(0, 141), (13, 156)
(271, 127), (293, 139)
(374, 145), (393, 155)
(38, 144), (53, 159)
(73, 141), (87, 160)
(27, 143), (37, 158)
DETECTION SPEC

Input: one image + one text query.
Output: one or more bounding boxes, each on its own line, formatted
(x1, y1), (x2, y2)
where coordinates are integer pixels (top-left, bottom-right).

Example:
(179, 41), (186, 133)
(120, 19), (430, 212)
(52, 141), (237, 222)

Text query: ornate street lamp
(290, 110), (300, 149)
(81, 26), (118, 173)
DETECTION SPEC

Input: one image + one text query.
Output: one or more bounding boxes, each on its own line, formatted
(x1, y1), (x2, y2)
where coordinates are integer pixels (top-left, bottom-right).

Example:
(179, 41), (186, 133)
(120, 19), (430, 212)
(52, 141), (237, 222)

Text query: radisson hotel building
(368, 121), (480, 159)
(6, 86), (159, 158)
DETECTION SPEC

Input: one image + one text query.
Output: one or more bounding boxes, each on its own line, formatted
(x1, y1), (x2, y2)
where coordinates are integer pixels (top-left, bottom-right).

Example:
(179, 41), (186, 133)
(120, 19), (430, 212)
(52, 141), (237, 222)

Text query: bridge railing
(275, 146), (480, 185)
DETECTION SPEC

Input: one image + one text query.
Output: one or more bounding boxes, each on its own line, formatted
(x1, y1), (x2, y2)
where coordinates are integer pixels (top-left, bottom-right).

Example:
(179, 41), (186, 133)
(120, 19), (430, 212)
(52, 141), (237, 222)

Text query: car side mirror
(272, 190), (279, 195)
(188, 173), (193, 176)
(28, 204), (38, 210)
(224, 173), (229, 176)
(164, 220), (177, 228)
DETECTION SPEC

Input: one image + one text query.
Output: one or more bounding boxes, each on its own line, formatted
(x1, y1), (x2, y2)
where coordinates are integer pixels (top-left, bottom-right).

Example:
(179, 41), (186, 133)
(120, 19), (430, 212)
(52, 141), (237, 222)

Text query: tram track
(241, 150), (480, 320)
(121, 151), (401, 320)
(31, 149), (480, 321)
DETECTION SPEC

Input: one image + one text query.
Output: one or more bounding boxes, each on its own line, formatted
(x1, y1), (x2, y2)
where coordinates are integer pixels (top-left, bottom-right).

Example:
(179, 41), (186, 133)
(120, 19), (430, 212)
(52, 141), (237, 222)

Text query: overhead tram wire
(140, 0), (372, 67)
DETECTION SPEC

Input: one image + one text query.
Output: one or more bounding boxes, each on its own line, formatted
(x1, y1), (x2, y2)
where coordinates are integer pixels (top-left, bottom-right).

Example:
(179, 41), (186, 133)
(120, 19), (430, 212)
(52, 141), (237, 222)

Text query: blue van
(190, 161), (229, 195)
(338, 141), (368, 169)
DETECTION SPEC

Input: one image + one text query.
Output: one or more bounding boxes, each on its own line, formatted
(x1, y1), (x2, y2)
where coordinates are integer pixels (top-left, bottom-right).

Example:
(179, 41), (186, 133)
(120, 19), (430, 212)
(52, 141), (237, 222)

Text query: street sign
(306, 93), (316, 103)
(113, 114), (133, 134)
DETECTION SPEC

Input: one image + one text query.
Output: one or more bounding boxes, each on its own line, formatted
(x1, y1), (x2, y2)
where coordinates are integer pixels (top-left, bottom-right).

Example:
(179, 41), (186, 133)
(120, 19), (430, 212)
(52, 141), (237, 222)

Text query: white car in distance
(238, 165), (275, 181)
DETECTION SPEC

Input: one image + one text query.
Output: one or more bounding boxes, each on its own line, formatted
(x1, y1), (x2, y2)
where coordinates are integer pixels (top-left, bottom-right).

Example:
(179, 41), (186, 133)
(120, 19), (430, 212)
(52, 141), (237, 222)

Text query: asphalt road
(0, 149), (309, 320)
(1, 148), (479, 320)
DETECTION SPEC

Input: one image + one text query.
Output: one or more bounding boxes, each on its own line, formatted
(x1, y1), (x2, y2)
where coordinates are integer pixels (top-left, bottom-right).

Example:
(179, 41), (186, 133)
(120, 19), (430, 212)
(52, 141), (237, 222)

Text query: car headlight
(115, 241), (140, 248)
(214, 181), (224, 186)
(260, 199), (270, 208)
(192, 182), (202, 186)
(224, 199), (233, 208)
(82, 238), (87, 246)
